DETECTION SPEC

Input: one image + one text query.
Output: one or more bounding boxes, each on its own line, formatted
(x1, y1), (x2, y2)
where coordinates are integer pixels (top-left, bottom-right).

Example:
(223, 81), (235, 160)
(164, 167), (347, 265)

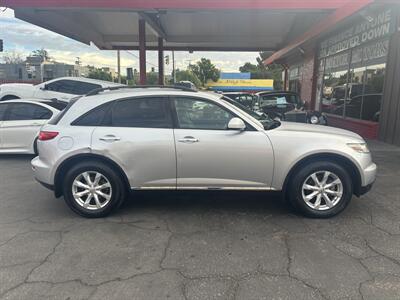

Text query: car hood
(273, 121), (363, 140)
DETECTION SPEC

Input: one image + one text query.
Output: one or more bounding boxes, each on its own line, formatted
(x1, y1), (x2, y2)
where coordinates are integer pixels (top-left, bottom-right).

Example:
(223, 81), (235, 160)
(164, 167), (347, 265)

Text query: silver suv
(31, 86), (377, 218)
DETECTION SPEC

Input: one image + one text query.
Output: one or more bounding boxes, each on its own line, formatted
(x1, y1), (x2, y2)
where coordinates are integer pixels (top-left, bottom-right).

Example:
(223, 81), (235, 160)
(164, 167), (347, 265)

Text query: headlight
(347, 143), (370, 153)
(310, 115), (319, 124)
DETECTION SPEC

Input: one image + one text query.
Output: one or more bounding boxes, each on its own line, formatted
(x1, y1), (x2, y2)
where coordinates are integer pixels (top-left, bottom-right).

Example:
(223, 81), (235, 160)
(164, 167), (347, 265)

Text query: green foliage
(188, 58), (220, 86)
(32, 48), (50, 61)
(239, 52), (283, 90)
(88, 69), (113, 82)
(173, 69), (202, 87)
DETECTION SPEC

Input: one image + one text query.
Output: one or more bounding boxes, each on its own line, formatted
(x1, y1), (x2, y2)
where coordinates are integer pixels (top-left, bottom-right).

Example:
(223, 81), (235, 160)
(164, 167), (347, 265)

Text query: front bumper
(356, 162), (377, 197)
(362, 162), (377, 187)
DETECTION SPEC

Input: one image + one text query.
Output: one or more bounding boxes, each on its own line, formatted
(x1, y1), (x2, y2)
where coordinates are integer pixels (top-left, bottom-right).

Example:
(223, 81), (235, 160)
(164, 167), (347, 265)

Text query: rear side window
(46, 80), (76, 94)
(0, 103), (8, 121)
(48, 97), (80, 125)
(73, 82), (102, 95)
(46, 80), (101, 95)
(111, 97), (172, 128)
(42, 101), (68, 110)
(71, 102), (112, 126)
(7, 103), (52, 120)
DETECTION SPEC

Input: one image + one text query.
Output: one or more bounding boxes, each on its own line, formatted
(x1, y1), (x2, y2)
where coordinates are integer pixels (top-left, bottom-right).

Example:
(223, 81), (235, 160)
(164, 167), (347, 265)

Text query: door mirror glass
(227, 117), (246, 130)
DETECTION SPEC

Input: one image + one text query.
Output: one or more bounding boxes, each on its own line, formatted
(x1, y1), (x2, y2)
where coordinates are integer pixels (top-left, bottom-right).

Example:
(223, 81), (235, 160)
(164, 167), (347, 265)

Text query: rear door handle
(178, 136), (199, 143)
(99, 135), (121, 142)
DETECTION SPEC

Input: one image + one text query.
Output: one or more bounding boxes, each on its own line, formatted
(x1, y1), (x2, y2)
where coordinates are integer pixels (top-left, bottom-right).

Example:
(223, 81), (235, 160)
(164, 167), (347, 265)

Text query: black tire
(1, 95), (19, 101)
(63, 160), (126, 218)
(288, 161), (353, 218)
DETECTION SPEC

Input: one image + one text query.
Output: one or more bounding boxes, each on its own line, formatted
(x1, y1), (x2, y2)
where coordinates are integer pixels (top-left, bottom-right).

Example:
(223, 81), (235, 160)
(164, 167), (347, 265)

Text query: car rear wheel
(63, 161), (126, 218)
(288, 161), (353, 218)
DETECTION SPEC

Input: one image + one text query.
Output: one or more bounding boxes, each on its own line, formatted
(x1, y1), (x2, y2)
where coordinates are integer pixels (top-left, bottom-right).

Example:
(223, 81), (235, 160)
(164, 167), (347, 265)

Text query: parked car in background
(256, 91), (327, 125)
(175, 81), (197, 90)
(0, 99), (64, 154)
(32, 86), (376, 219)
(222, 92), (257, 108)
(0, 77), (121, 102)
(333, 94), (382, 122)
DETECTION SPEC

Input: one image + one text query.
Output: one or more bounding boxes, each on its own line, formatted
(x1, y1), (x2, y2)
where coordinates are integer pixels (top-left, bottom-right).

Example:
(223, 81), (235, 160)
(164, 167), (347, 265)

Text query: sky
(0, 8), (260, 75)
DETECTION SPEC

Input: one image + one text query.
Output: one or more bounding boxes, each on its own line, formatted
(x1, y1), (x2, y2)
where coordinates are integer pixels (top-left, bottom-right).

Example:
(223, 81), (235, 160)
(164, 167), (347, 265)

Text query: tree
(239, 62), (259, 73)
(239, 52), (283, 90)
(88, 69), (113, 82)
(173, 69), (202, 87)
(188, 58), (220, 86)
(32, 48), (50, 61)
(146, 72), (159, 85)
(2, 50), (24, 64)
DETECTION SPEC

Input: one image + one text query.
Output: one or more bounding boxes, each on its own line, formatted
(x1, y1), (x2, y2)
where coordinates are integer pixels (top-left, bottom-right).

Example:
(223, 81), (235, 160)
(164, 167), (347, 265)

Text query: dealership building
(266, 4), (400, 145)
(2, 0), (400, 145)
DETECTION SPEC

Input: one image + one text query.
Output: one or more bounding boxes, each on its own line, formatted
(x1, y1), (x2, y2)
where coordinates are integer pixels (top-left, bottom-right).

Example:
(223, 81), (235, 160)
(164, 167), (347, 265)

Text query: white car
(0, 77), (121, 102)
(0, 99), (65, 154)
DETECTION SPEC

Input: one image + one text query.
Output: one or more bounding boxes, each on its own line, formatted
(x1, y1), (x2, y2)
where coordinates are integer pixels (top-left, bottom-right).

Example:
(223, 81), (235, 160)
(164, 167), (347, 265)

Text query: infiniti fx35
(31, 86), (377, 218)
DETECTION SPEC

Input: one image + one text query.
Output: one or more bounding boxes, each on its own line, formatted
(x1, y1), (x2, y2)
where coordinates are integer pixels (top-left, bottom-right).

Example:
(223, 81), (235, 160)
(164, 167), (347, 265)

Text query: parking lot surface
(0, 140), (399, 300)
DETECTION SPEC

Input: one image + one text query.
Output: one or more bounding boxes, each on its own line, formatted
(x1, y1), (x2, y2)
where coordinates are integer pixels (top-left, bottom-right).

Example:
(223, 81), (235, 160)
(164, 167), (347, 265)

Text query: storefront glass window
(319, 39), (388, 123)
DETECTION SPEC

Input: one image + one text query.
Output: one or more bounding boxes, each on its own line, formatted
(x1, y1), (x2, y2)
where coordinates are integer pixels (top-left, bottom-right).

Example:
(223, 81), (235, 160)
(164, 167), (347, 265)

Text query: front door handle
(178, 136), (199, 143)
(99, 135), (121, 142)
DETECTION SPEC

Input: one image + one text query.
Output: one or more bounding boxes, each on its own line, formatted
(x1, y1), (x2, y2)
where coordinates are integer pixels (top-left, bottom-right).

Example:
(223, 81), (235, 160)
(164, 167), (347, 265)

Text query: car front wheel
(63, 161), (126, 218)
(288, 161), (353, 218)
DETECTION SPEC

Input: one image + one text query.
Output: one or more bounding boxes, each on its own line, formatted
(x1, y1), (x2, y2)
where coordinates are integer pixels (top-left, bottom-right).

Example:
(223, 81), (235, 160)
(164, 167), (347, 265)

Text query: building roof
(1, 0), (361, 52)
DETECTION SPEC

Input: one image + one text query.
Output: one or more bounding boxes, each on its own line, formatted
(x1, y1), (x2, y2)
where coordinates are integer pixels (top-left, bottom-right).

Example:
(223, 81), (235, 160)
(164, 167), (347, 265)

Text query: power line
(124, 51), (158, 68)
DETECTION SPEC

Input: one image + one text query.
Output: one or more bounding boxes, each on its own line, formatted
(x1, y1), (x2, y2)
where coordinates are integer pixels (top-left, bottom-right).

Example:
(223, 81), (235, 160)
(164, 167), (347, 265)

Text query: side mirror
(40, 84), (48, 91)
(228, 117), (246, 131)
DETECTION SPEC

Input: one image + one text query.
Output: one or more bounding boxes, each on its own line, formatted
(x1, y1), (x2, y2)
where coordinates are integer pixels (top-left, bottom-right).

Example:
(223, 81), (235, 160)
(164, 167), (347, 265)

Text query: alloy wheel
(301, 171), (343, 211)
(72, 171), (112, 210)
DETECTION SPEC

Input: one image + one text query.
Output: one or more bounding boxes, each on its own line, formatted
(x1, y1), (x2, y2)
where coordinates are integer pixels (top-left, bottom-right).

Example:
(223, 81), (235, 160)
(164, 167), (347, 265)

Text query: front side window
(174, 98), (234, 130)
(112, 97), (172, 128)
(7, 103), (52, 121)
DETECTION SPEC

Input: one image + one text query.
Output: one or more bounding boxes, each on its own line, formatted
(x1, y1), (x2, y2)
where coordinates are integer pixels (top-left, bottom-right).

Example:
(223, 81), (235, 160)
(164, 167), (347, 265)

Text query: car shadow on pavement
(121, 190), (289, 216)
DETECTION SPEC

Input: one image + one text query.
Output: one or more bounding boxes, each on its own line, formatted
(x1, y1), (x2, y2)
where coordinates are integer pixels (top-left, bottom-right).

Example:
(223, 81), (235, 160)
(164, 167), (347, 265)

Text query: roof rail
(86, 85), (197, 96)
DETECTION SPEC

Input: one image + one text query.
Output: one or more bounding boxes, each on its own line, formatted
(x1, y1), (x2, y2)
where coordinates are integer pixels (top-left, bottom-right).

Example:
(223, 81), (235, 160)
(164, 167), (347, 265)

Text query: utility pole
(117, 50), (121, 84)
(172, 50), (176, 84)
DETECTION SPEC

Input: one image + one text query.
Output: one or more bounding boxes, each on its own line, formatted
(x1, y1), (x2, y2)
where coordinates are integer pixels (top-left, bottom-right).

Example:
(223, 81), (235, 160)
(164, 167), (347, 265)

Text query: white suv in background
(32, 86), (376, 219)
(0, 77), (121, 102)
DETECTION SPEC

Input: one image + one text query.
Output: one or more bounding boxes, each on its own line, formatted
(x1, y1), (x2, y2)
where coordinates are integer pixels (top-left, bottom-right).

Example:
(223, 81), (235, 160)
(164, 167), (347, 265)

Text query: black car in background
(222, 92), (257, 108)
(223, 91), (327, 125)
(255, 91), (327, 125)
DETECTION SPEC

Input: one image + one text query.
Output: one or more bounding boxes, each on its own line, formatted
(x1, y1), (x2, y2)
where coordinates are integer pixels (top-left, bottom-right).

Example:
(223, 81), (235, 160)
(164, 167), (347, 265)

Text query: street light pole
(117, 50), (121, 84)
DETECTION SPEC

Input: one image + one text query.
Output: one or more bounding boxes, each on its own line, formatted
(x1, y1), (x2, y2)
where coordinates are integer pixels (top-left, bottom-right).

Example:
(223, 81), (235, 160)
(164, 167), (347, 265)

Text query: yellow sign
(207, 79), (274, 89)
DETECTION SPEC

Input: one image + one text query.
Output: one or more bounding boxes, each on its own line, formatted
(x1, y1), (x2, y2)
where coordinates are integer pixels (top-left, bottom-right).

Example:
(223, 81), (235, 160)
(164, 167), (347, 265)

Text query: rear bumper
(37, 179), (54, 191)
(31, 156), (54, 186)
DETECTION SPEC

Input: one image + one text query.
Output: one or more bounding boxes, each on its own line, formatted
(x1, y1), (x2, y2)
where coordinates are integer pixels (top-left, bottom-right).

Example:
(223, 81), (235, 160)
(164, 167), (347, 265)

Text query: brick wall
(299, 53), (315, 106)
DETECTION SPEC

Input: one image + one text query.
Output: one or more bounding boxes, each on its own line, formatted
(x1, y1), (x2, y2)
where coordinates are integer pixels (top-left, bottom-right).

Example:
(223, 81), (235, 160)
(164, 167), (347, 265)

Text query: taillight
(38, 131), (59, 141)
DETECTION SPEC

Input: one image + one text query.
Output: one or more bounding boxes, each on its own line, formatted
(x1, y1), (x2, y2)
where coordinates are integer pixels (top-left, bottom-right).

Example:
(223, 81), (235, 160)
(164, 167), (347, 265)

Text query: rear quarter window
(71, 102), (113, 126)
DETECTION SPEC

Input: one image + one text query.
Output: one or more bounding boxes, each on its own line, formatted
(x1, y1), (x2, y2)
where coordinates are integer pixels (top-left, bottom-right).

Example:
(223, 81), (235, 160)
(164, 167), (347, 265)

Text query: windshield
(220, 96), (280, 130)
